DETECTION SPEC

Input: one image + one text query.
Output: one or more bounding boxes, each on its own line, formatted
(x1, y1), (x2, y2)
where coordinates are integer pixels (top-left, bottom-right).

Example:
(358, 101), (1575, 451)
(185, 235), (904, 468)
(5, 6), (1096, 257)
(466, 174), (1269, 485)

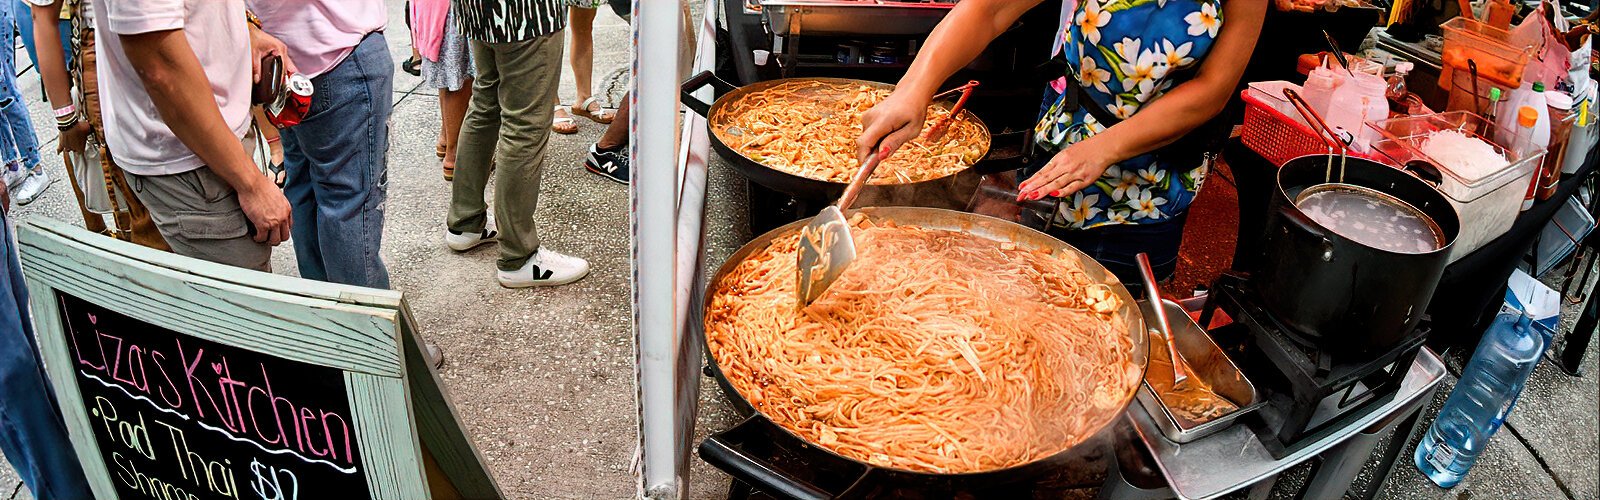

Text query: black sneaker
(584, 144), (630, 184)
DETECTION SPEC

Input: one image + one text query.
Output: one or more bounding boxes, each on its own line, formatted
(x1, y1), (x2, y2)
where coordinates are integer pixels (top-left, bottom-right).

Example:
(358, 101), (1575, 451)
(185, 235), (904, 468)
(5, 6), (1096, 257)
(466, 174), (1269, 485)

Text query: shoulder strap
(1063, 73), (1124, 128)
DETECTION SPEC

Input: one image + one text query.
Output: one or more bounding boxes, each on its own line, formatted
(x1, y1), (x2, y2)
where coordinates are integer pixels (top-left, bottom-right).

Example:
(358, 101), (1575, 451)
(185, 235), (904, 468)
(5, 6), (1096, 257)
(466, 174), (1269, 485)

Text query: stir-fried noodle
(715, 81), (986, 184)
(706, 215), (1142, 473)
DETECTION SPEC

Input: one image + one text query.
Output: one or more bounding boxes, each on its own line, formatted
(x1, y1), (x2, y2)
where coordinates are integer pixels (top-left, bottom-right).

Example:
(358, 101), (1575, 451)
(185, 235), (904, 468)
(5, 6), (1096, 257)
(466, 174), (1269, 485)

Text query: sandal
(436, 143), (447, 160)
(402, 55), (422, 77)
(553, 105), (580, 135)
(443, 163), (454, 181)
(572, 96), (616, 125)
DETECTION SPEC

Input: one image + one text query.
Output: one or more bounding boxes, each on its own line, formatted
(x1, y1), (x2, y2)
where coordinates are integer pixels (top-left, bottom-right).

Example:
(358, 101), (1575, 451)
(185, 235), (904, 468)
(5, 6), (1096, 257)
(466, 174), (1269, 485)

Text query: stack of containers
(1368, 111), (1546, 262)
(1564, 81), (1598, 176)
(1438, 17), (1534, 115)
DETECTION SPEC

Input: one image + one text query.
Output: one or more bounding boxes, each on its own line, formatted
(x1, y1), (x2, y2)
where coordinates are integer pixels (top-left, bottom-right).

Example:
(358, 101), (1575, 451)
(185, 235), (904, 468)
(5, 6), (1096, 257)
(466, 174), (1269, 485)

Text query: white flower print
(1161, 39), (1195, 70)
(1107, 166), (1140, 201)
(1120, 49), (1166, 95)
(1108, 101), (1137, 119)
(1078, 0), (1112, 45)
(1062, 192), (1103, 228)
(1130, 189), (1169, 220)
(1185, 2), (1221, 38)
(1079, 57), (1112, 94)
(1137, 165), (1167, 184)
(1106, 209), (1131, 224)
(1113, 37), (1142, 66)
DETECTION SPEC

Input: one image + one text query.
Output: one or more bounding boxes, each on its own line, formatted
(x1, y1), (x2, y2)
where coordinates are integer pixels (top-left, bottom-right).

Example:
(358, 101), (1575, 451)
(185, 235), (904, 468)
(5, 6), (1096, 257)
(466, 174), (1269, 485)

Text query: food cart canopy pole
(632, 0), (697, 498)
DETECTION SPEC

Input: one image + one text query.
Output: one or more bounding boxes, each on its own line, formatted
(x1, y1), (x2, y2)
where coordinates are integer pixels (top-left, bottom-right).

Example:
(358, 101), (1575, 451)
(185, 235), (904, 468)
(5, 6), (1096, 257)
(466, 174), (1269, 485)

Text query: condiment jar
(1539, 91), (1575, 200)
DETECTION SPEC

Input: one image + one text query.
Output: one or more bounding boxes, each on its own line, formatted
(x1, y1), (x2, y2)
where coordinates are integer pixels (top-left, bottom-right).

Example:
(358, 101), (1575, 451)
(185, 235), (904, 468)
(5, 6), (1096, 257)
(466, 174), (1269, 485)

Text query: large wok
(696, 207), (1150, 498)
(681, 72), (994, 208)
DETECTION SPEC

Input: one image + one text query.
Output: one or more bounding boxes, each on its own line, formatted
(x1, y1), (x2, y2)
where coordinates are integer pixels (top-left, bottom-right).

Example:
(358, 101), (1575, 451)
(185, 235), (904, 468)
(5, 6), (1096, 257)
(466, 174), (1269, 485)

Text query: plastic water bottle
(1413, 313), (1545, 488)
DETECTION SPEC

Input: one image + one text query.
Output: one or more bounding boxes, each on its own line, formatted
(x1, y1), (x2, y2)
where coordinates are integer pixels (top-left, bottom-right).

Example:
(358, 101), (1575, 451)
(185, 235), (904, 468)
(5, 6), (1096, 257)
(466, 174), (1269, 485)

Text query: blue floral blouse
(1031, 0), (1225, 230)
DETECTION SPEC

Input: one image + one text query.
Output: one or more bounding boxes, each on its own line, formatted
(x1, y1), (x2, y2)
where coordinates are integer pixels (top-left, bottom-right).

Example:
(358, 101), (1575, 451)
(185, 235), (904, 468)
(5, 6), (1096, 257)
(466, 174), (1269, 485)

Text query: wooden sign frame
(17, 218), (501, 499)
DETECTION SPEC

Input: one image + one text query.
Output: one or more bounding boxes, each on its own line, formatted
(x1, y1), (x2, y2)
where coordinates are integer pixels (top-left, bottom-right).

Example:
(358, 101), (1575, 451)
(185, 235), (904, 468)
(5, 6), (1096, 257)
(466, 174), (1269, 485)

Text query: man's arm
(118, 29), (291, 245)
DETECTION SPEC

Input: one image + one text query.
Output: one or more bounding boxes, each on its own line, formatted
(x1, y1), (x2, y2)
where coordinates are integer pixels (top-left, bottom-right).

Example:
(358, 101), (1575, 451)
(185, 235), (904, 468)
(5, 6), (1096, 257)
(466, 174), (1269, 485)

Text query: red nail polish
(1050, 190), (1061, 197)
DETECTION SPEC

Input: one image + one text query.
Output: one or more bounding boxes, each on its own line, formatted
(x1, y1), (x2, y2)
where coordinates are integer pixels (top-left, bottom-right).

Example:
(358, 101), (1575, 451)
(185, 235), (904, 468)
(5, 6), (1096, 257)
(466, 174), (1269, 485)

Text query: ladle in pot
(1137, 253), (1191, 387)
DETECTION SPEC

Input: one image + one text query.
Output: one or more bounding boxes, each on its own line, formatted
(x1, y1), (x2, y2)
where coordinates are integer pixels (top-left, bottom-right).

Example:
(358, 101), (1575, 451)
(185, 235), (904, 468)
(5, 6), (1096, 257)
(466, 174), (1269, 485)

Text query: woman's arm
(30, 2), (89, 154)
(1018, 0), (1266, 199)
(857, 0), (1044, 162)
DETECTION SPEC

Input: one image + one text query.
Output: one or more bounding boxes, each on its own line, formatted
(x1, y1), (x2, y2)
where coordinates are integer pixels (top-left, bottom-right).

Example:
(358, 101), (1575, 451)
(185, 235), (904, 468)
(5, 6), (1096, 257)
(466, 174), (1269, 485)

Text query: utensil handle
(697, 417), (839, 500)
(837, 146), (886, 211)
(1283, 88), (1346, 155)
(1136, 254), (1178, 363)
(680, 70), (736, 117)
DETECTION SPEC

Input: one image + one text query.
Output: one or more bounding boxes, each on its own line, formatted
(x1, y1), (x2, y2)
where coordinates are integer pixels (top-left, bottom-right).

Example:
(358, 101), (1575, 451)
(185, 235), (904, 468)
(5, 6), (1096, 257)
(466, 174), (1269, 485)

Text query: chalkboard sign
(17, 218), (502, 500)
(59, 291), (370, 499)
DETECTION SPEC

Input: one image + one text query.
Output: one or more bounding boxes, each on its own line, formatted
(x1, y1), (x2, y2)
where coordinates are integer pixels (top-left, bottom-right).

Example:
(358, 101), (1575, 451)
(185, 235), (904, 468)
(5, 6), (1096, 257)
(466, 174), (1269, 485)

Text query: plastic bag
(69, 141), (111, 214)
(1509, 1), (1572, 89)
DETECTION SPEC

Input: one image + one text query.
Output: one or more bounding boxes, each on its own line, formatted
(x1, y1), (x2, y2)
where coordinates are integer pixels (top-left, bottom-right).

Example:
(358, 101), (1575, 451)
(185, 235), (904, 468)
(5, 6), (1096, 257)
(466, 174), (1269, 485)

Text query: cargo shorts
(124, 166), (272, 272)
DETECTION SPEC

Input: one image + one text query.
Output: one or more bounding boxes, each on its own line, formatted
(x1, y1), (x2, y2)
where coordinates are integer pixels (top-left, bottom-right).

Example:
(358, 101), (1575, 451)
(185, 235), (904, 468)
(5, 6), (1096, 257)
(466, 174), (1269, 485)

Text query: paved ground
(3, 1), (1595, 499)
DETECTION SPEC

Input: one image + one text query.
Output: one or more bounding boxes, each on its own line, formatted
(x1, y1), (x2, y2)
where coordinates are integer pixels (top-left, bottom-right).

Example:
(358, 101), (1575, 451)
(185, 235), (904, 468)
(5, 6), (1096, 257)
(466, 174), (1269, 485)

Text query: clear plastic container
(1540, 91), (1575, 200)
(1368, 111), (1545, 262)
(1439, 17), (1534, 89)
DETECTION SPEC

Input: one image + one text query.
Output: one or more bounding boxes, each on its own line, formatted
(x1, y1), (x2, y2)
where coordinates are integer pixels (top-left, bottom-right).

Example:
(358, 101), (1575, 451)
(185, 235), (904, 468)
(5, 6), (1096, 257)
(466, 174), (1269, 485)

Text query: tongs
(796, 144), (888, 308)
(923, 80), (979, 142)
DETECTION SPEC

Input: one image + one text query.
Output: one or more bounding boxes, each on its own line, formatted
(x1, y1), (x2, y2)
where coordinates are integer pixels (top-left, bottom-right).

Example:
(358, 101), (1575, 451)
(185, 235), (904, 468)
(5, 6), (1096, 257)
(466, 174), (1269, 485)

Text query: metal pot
(697, 207), (1148, 497)
(680, 72), (1000, 209)
(1254, 155), (1460, 353)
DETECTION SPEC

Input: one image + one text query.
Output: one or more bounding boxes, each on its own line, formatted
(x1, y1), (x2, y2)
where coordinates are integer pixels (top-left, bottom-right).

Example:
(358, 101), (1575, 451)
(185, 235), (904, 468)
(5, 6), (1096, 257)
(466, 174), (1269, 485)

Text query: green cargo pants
(449, 32), (564, 272)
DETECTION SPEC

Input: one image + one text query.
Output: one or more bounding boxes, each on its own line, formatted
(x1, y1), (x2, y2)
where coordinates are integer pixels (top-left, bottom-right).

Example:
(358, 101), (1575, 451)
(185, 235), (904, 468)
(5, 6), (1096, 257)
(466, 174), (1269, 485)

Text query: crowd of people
(0, 0), (634, 497)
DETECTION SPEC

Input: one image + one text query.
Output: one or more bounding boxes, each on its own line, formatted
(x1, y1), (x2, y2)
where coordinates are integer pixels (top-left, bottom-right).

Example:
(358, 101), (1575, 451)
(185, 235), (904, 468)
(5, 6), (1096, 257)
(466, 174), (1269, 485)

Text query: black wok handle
(681, 70), (736, 118)
(699, 417), (833, 500)
(1401, 160), (1444, 188)
(1281, 208), (1337, 262)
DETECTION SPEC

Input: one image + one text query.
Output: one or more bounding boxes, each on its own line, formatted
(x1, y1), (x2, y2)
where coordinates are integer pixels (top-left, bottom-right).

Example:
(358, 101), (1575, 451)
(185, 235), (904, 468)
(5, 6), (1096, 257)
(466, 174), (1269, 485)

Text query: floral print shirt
(1031, 0), (1225, 230)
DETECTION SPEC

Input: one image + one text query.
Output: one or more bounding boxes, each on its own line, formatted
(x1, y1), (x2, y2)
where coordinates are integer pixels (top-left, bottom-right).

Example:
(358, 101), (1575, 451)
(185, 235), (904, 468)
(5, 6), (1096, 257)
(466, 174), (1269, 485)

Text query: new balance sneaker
(583, 144), (629, 184)
(12, 167), (53, 206)
(497, 247), (590, 288)
(445, 228), (498, 252)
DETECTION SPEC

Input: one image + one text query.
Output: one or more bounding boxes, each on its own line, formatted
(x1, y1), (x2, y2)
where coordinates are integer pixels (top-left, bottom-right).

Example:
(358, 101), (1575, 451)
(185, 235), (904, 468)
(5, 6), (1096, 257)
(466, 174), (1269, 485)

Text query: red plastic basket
(1240, 87), (1383, 167)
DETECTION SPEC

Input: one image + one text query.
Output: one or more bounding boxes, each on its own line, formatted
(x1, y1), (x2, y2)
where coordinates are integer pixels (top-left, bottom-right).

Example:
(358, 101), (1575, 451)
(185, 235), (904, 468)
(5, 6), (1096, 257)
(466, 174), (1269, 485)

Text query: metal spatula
(796, 146), (887, 308)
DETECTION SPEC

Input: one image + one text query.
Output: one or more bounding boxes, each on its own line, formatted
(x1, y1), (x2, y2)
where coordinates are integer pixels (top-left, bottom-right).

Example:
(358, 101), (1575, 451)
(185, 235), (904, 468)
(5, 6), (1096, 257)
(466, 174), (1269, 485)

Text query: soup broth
(1297, 188), (1444, 254)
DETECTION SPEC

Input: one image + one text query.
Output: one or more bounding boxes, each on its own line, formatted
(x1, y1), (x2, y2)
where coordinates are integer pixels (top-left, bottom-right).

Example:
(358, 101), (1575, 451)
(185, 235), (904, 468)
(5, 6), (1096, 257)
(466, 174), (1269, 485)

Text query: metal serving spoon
(1137, 253), (1192, 388)
(796, 145), (888, 308)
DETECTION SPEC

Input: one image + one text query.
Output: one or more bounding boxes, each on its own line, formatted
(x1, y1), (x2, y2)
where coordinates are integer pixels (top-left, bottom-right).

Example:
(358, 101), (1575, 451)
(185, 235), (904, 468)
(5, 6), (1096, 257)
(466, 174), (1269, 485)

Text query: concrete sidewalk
(2, 1), (1594, 498)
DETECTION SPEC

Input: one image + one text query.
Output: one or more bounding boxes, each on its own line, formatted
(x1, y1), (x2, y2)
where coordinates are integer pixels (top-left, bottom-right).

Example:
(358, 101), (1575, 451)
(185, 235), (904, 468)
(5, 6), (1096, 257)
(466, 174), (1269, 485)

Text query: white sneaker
(2, 162), (23, 189)
(497, 247), (590, 288)
(13, 167), (53, 206)
(445, 228), (498, 252)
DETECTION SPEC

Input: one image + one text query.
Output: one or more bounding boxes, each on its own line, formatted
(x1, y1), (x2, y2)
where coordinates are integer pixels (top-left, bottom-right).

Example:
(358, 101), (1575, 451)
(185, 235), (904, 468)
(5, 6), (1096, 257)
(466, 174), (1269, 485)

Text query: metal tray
(762, 0), (955, 36)
(1135, 299), (1263, 444)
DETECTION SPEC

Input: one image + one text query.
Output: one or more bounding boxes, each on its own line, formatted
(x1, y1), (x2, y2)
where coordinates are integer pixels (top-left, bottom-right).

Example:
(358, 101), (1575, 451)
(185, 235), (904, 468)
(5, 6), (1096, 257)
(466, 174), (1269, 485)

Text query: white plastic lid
(1544, 91), (1573, 110)
(1396, 62), (1414, 74)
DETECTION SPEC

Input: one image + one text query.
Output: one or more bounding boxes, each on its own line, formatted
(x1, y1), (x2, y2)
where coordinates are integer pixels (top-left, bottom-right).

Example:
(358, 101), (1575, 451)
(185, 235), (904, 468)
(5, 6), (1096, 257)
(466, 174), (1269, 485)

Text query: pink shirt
(246, 0), (387, 78)
(96, 0), (252, 176)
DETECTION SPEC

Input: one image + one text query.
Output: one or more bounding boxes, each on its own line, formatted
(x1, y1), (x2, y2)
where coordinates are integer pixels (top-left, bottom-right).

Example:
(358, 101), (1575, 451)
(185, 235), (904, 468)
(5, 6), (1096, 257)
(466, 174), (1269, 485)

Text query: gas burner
(1199, 274), (1429, 458)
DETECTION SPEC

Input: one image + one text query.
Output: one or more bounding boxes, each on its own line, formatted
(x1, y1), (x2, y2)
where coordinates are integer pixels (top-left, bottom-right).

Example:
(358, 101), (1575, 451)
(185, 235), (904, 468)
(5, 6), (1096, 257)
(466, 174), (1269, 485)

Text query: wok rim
(706, 77), (993, 190)
(699, 206), (1150, 478)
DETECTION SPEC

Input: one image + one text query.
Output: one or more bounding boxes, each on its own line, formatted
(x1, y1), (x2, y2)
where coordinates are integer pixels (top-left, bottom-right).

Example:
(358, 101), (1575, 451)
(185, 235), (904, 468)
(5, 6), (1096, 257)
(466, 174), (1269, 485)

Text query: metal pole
(633, 0), (686, 497)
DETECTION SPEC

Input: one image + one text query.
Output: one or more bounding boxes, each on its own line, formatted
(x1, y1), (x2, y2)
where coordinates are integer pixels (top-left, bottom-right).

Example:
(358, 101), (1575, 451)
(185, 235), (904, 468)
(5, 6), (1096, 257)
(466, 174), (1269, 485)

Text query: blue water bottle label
(1425, 441), (1458, 471)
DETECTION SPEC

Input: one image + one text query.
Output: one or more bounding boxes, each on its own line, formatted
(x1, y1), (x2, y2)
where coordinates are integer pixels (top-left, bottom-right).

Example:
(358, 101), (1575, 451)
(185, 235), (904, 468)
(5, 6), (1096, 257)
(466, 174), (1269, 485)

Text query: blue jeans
(0, 211), (93, 499)
(281, 33), (392, 289)
(0, 0), (41, 169)
(14, 0), (72, 74)
(1052, 212), (1188, 288)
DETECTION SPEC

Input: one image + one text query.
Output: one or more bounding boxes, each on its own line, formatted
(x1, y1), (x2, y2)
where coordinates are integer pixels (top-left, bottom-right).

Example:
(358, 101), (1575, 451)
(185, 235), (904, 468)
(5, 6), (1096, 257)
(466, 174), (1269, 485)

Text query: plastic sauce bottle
(1413, 313), (1544, 488)
(1302, 64), (1342, 123)
(1512, 106), (1548, 211)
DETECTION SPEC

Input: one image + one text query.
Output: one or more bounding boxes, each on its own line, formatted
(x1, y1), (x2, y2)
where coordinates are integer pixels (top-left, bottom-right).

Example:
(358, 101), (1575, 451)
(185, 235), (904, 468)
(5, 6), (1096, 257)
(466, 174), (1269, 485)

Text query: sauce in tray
(1146, 328), (1240, 423)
